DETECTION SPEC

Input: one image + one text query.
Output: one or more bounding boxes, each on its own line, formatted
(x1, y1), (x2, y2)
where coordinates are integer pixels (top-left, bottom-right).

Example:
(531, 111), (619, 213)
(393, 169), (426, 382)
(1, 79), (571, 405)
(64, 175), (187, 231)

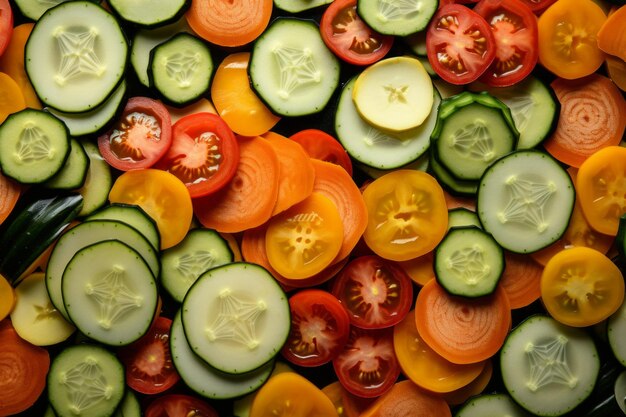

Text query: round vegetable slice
(145, 394), (218, 417)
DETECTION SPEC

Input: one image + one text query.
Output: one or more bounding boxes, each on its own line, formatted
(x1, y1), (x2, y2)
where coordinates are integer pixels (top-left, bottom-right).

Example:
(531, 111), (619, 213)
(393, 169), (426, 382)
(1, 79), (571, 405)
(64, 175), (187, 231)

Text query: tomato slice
(98, 97), (172, 171)
(474, 0), (539, 87)
(118, 316), (179, 395)
(333, 326), (400, 398)
(426, 4), (496, 85)
(281, 289), (350, 367)
(332, 255), (413, 329)
(0, 0), (12, 57)
(145, 394), (218, 417)
(320, 0), (393, 66)
(518, 0), (557, 14)
(289, 129), (353, 176)
(155, 112), (239, 198)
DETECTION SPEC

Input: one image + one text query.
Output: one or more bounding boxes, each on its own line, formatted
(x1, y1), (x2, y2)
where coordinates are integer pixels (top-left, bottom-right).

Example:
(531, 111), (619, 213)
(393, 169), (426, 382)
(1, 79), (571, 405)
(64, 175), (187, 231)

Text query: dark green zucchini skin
(0, 189), (83, 284)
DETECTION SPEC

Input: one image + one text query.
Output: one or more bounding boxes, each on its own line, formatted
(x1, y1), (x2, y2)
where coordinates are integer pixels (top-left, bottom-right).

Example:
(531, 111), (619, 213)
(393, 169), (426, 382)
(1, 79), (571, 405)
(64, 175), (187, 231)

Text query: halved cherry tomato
(474, 0), (539, 87)
(289, 129), (353, 176)
(333, 326), (400, 398)
(541, 246), (624, 327)
(155, 112), (239, 198)
(98, 97), (172, 171)
(426, 4), (496, 85)
(0, 0), (13, 57)
(118, 316), (179, 395)
(332, 255), (413, 329)
(320, 0), (393, 66)
(281, 289), (350, 367)
(145, 394), (218, 417)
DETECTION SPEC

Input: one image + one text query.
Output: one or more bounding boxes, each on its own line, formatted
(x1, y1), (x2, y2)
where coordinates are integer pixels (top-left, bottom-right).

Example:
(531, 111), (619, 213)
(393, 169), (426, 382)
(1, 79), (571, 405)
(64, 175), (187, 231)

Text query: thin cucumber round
(455, 393), (532, 417)
(357, 0), (438, 36)
(13, 0), (100, 21)
(113, 390), (141, 417)
(76, 141), (112, 217)
(44, 138), (90, 190)
(181, 262), (290, 374)
(608, 300), (626, 366)
(108, 0), (189, 28)
(447, 207), (480, 230)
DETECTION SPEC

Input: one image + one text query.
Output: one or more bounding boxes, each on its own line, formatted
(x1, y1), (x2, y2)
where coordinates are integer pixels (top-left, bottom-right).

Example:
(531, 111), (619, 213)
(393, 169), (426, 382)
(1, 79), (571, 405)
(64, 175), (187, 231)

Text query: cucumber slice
(273, 0), (333, 13)
(335, 76), (438, 170)
(357, 0), (438, 36)
(352, 56), (433, 132)
(48, 344), (125, 417)
(356, 152), (429, 179)
(10, 272), (75, 346)
(429, 148), (479, 196)
(249, 18), (340, 117)
(477, 150), (575, 254)
(455, 393), (532, 417)
(44, 139), (90, 190)
(500, 315), (600, 417)
(25, 1), (128, 113)
(170, 310), (274, 399)
(181, 262), (290, 374)
(76, 141), (112, 217)
(62, 240), (158, 346)
(113, 390), (141, 417)
(161, 228), (234, 303)
(616, 371), (626, 415)
(0, 109), (70, 184)
(13, 0), (100, 21)
(447, 207), (480, 230)
(608, 300), (626, 366)
(108, 0), (189, 28)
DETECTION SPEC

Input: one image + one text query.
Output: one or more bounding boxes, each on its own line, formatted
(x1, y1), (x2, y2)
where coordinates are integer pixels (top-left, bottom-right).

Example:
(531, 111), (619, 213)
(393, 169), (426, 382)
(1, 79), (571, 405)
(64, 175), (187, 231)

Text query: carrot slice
(498, 252), (542, 309)
(0, 275), (14, 321)
(441, 359), (493, 406)
(606, 55), (626, 92)
(0, 72), (26, 124)
(0, 24), (41, 109)
(194, 136), (280, 233)
(359, 380), (451, 417)
(597, 5), (626, 62)
(212, 53), (280, 136)
(263, 131), (315, 216)
(0, 319), (50, 416)
(397, 252), (435, 286)
(219, 232), (243, 262)
(185, 0), (272, 47)
(322, 381), (375, 417)
(415, 280), (511, 365)
(311, 158), (368, 263)
(289, 129), (353, 176)
(543, 74), (626, 167)
(0, 171), (20, 226)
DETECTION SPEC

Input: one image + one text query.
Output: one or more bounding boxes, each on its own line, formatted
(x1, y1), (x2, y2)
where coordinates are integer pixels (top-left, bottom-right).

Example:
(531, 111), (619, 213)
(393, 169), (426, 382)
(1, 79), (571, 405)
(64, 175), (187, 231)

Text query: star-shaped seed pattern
(54, 27), (105, 86)
(59, 358), (113, 415)
(273, 46), (321, 99)
(498, 175), (556, 233)
(525, 335), (578, 392)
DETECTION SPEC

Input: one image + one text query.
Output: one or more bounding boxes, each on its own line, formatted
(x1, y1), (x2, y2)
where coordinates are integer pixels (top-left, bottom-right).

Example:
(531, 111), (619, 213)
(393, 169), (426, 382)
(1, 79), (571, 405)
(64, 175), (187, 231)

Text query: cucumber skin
(0, 190), (83, 284)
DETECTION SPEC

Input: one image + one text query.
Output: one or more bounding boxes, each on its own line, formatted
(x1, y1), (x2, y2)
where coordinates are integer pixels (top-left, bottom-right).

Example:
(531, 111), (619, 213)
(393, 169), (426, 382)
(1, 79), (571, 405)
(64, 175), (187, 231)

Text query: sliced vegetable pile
(1, 0), (626, 416)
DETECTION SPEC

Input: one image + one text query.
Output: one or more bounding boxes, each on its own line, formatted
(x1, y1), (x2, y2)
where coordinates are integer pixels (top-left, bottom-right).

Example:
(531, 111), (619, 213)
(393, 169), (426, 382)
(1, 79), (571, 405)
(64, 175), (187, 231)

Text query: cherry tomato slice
(289, 129), (353, 176)
(320, 0), (393, 66)
(426, 4), (496, 85)
(332, 255), (413, 329)
(145, 394), (218, 417)
(281, 289), (350, 367)
(0, 0), (12, 57)
(98, 97), (172, 171)
(118, 316), (179, 395)
(155, 112), (239, 198)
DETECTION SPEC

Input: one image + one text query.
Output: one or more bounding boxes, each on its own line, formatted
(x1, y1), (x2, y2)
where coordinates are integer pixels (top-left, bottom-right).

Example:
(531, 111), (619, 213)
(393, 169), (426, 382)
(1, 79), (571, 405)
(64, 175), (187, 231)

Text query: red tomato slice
(320, 0), (393, 66)
(98, 97), (172, 171)
(289, 129), (353, 176)
(118, 316), (180, 395)
(155, 112), (239, 198)
(426, 4), (496, 85)
(332, 255), (413, 329)
(474, 0), (539, 87)
(333, 326), (400, 398)
(281, 289), (351, 367)
(0, 0), (12, 57)
(145, 394), (218, 417)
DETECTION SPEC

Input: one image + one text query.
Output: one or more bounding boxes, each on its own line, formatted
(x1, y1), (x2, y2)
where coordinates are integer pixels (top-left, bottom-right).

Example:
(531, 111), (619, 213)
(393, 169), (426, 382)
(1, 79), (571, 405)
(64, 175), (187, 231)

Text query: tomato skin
(281, 289), (350, 367)
(0, 0), (12, 57)
(426, 4), (496, 85)
(98, 97), (172, 171)
(145, 394), (218, 417)
(474, 0), (539, 87)
(320, 0), (393, 66)
(332, 256), (413, 329)
(289, 129), (353, 176)
(155, 112), (239, 198)
(118, 316), (180, 395)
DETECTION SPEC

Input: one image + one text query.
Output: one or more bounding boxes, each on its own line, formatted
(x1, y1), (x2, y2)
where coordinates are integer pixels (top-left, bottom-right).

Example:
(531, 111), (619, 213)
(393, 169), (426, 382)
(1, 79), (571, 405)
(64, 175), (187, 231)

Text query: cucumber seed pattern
(15, 123), (54, 164)
(451, 121), (495, 162)
(164, 52), (201, 88)
(507, 95), (534, 134)
(175, 250), (220, 285)
(446, 245), (489, 286)
(362, 126), (410, 147)
(54, 27), (105, 86)
(498, 176), (556, 233)
(377, 0), (423, 22)
(525, 335), (577, 392)
(85, 265), (143, 330)
(59, 357), (113, 414)
(273, 46), (321, 99)
(206, 288), (267, 349)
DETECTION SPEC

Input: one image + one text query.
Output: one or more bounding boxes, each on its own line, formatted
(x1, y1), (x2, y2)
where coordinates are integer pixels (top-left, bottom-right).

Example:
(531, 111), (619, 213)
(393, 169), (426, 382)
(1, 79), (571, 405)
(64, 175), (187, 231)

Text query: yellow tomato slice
(362, 170), (448, 261)
(266, 192), (343, 279)
(541, 246), (624, 327)
(0, 72), (25, 124)
(538, 0), (606, 79)
(108, 169), (193, 250)
(250, 372), (339, 417)
(397, 252), (435, 286)
(0, 273), (15, 321)
(393, 310), (485, 393)
(577, 146), (626, 236)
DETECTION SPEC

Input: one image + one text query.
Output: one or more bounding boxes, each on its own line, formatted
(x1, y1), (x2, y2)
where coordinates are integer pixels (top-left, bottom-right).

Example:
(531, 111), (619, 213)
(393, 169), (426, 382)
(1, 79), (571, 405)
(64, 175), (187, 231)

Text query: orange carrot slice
(0, 72), (26, 124)
(415, 280), (511, 365)
(0, 275), (14, 321)
(0, 171), (20, 226)
(194, 136), (280, 233)
(0, 320), (50, 416)
(441, 359), (493, 406)
(263, 131), (315, 216)
(597, 5), (626, 62)
(185, 0), (272, 47)
(311, 158), (368, 263)
(606, 55), (626, 92)
(0, 24), (41, 109)
(543, 74), (626, 167)
(359, 380), (452, 417)
(499, 252), (542, 309)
